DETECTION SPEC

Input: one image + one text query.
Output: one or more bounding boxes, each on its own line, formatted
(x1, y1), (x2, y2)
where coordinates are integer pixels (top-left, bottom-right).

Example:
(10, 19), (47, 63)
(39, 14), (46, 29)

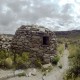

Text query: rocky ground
(0, 49), (69, 80)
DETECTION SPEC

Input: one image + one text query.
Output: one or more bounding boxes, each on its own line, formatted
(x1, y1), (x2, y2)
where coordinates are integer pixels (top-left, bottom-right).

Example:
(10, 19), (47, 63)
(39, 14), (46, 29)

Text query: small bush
(42, 66), (52, 72)
(0, 59), (5, 67)
(57, 44), (64, 54)
(0, 50), (13, 68)
(17, 72), (26, 77)
(15, 55), (25, 69)
(4, 57), (13, 68)
(22, 52), (29, 61)
(0, 50), (7, 59)
(34, 59), (42, 68)
(51, 55), (60, 65)
(15, 53), (29, 69)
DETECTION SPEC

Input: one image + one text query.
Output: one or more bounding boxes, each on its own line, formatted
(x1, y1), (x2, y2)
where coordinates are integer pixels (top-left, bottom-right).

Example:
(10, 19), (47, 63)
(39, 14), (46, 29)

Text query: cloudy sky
(0, 0), (80, 34)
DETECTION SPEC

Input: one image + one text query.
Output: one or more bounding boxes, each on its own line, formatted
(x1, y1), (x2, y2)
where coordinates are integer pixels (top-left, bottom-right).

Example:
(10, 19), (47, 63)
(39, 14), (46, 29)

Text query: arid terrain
(0, 48), (69, 80)
(0, 30), (80, 80)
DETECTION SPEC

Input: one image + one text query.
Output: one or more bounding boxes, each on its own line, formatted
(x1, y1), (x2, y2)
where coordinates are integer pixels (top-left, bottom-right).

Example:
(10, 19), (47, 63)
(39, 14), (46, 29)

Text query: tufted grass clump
(51, 54), (60, 65)
(17, 72), (26, 77)
(42, 65), (53, 73)
(15, 52), (29, 69)
(34, 59), (42, 68)
(57, 43), (64, 54)
(4, 57), (13, 68)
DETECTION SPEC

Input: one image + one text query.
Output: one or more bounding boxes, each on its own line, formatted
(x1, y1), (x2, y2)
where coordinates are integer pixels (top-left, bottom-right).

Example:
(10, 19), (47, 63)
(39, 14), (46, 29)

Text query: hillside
(55, 30), (80, 39)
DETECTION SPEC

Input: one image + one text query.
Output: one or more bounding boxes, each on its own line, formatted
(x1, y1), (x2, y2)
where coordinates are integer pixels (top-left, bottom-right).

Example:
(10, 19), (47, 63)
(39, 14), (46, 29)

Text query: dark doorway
(43, 36), (49, 45)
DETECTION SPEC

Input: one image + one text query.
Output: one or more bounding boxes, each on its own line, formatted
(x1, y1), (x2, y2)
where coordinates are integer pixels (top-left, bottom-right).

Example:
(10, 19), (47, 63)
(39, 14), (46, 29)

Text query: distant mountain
(55, 30), (80, 39)
(0, 34), (13, 37)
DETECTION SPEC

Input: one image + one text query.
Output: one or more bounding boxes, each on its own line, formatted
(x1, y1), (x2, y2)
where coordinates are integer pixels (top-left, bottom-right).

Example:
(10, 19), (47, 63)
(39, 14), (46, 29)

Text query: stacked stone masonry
(11, 25), (57, 63)
(0, 34), (13, 50)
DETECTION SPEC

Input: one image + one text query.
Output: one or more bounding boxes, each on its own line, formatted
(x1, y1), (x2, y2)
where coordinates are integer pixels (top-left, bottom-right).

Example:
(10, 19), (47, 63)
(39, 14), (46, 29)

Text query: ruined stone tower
(11, 25), (57, 63)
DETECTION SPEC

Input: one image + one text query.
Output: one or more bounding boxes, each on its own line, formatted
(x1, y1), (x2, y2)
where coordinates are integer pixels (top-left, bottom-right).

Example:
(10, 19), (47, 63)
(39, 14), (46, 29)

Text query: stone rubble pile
(0, 34), (13, 50)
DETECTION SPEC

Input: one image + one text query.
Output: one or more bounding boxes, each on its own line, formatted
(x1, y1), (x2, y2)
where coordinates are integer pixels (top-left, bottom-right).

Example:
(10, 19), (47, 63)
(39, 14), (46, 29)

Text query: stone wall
(0, 34), (13, 50)
(11, 25), (57, 64)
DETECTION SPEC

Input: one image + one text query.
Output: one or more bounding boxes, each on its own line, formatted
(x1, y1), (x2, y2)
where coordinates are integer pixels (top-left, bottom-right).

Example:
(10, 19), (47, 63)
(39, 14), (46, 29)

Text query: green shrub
(17, 72), (26, 77)
(57, 44), (64, 54)
(51, 55), (60, 65)
(0, 50), (13, 68)
(71, 49), (80, 78)
(15, 53), (29, 69)
(42, 66), (52, 72)
(4, 57), (13, 68)
(0, 50), (7, 59)
(22, 52), (29, 61)
(0, 51), (30, 69)
(34, 59), (42, 68)
(15, 55), (24, 69)
(64, 44), (80, 80)
(0, 59), (5, 67)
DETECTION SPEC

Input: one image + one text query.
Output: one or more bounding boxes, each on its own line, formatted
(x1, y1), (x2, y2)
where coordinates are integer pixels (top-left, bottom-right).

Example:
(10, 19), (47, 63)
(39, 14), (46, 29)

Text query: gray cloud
(0, 0), (80, 34)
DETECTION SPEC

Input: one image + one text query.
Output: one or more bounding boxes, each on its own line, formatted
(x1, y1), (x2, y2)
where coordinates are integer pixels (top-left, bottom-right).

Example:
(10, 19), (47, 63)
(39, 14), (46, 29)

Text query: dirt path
(44, 49), (69, 80)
